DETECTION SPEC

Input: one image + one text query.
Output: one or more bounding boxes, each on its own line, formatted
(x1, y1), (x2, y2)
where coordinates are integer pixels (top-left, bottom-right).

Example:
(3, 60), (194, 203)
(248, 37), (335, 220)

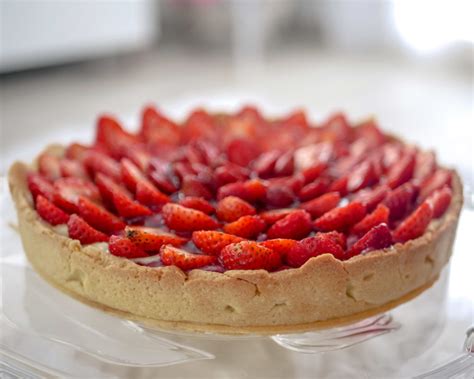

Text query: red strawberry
(216, 196), (256, 222)
(162, 203), (219, 232)
(383, 182), (417, 221)
(67, 214), (108, 244)
(215, 163), (250, 187)
(351, 203), (390, 237)
(419, 169), (452, 201)
(265, 184), (294, 207)
(348, 223), (393, 257)
(148, 158), (179, 194)
(260, 238), (298, 259)
(286, 234), (344, 267)
(347, 160), (377, 192)
(96, 115), (139, 157)
(321, 231), (347, 249)
(253, 150), (279, 178)
(219, 241), (281, 271)
(181, 109), (218, 143)
(298, 178), (329, 201)
(161, 245), (217, 271)
(314, 201), (366, 232)
(301, 163), (327, 184)
(259, 208), (297, 225)
(122, 146), (151, 172)
(267, 210), (312, 240)
(274, 150), (294, 176)
(181, 175), (213, 200)
(179, 196), (214, 215)
(140, 106), (181, 146)
(135, 180), (169, 211)
(35, 195), (69, 225)
(300, 192), (341, 218)
(352, 184), (389, 212)
(227, 138), (260, 167)
(65, 143), (88, 161)
(59, 158), (88, 179)
(38, 153), (61, 181)
(120, 158), (146, 192)
(53, 177), (100, 213)
(393, 202), (433, 243)
(125, 226), (187, 251)
(223, 215), (266, 239)
(108, 235), (148, 259)
(328, 176), (348, 196)
(413, 150), (436, 182)
(426, 186), (452, 218)
(27, 172), (55, 201)
(217, 179), (267, 202)
(386, 150), (416, 189)
(76, 196), (125, 233)
(84, 150), (121, 180)
(192, 231), (244, 255)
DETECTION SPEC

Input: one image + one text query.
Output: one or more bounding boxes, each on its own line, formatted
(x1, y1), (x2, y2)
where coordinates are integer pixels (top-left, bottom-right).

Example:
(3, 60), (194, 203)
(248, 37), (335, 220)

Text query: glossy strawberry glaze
(29, 106), (453, 272)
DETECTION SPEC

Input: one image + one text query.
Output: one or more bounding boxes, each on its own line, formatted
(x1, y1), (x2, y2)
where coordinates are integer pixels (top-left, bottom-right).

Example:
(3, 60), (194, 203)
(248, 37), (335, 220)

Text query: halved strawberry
(179, 196), (214, 215)
(65, 143), (88, 161)
(181, 175), (213, 200)
(216, 196), (256, 222)
(83, 150), (121, 180)
(347, 160), (377, 193)
(148, 158), (178, 194)
(321, 231), (347, 249)
(96, 115), (139, 158)
(192, 231), (244, 255)
(253, 150), (279, 178)
(38, 153), (61, 181)
(227, 138), (260, 167)
(314, 201), (366, 232)
(274, 150), (294, 176)
(27, 172), (55, 201)
(125, 226), (187, 251)
(266, 210), (312, 240)
(217, 179), (267, 203)
(413, 150), (436, 182)
(393, 202), (433, 243)
(383, 182), (417, 221)
(265, 184), (294, 207)
(181, 109), (218, 143)
(135, 180), (169, 211)
(76, 196), (125, 233)
(328, 176), (348, 196)
(298, 178), (329, 202)
(223, 215), (266, 239)
(425, 186), (452, 218)
(301, 163), (327, 184)
(59, 158), (88, 179)
(299, 192), (341, 218)
(347, 223), (393, 257)
(386, 150), (416, 189)
(161, 245), (217, 271)
(351, 203), (390, 237)
(35, 195), (69, 225)
(161, 203), (219, 232)
(121, 158), (146, 192)
(67, 214), (108, 244)
(352, 184), (389, 212)
(53, 177), (100, 213)
(215, 163), (250, 187)
(259, 238), (298, 259)
(109, 235), (148, 259)
(419, 169), (452, 201)
(219, 241), (281, 271)
(259, 208), (296, 225)
(286, 233), (344, 267)
(140, 106), (181, 146)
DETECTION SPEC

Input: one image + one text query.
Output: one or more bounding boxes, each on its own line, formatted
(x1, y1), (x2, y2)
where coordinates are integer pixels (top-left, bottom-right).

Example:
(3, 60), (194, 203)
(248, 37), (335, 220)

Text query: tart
(8, 106), (463, 335)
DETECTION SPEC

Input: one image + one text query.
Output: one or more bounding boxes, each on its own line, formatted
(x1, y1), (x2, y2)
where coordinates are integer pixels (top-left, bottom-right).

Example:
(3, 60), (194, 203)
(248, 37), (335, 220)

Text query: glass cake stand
(1, 182), (473, 378)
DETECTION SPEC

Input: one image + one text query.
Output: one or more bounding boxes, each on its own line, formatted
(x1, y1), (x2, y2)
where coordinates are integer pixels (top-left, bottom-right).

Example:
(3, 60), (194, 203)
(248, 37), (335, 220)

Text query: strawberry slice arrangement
(27, 106), (455, 272)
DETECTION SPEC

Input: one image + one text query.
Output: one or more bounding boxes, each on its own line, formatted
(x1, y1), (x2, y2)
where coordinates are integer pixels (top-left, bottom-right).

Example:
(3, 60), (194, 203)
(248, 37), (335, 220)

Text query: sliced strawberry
(227, 138), (260, 167)
(260, 238), (298, 259)
(53, 177), (100, 213)
(274, 150), (294, 176)
(298, 178), (330, 202)
(140, 106), (181, 146)
(125, 226), (187, 251)
(181, 175), (213, 200)
(96, 115), (139, 158)
(301, 163), (327, 184)
(413, 150), (436, 182)
(259, 208), (297, 225)
(321, 112), (352, 142)
(67, 214), (108, 244)
(219, 241), (281, 271)
(351, 203), (390, 237)
(386, 150), (416, 189)
(112, 190), (152, 218)
(347, 160), (377, 193)
(393, 202), (433, 243)
(109, 235), (148, 259)
(354, 119), (386, 146)
(352, 184), (389, 212)
(65, 143), (88, 161)
(223, 215), (266, 239)
(217, 179), (267, 203)
(76, 196), (125, 233)
(122, 146), (151, 172)
(38, 153), (61, 181)
(181, 109), (218, 143)
(383, 182), (417, 221)
(120, 158), (146, 192)
(266, 210), (312, 240)
(216, 196), (256, 222)
(83, 150), (121, 180)
(426, 186), (452, 218)
(59, 158), (88, 179)
(35, 195), (69, 225)
(321, 231), (347, 249)
(192, 231), (244, 255)
(135, 180), (169, 211)
(286, 233), (344, 267)
(215, 163), (250, 187)
(161, 203), (219, 232)
(419, 169), (452, 201)
(328, 176), (348, 196)
(265, 184), (295, 207)
(347, 223), (393, 257)
(299, 192), (341, 218)
(161, 245), (217, 271)
(27, 172), (55, 201)
(179, 196), (214, 215)
(314, 201), (366, 232)
(95, 173), (121, 208)
(253, 150), (280, 178)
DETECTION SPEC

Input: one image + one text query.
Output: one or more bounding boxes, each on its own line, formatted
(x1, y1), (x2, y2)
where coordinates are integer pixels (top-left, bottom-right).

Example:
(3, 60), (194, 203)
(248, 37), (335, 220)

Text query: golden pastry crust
(8, 148), (463, 335)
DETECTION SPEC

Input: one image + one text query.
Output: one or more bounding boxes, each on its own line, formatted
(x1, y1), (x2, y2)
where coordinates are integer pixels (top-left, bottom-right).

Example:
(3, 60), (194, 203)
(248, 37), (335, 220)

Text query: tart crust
(8, 147), (463, 335)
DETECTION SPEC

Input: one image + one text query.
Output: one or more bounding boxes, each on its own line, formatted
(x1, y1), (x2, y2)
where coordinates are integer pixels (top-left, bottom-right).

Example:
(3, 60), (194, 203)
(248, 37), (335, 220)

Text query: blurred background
(0, 0), (473, 187)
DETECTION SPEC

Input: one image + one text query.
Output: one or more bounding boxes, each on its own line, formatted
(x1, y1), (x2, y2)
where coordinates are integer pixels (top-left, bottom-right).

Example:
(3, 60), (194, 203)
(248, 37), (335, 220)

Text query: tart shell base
(9, 156), (463, 335)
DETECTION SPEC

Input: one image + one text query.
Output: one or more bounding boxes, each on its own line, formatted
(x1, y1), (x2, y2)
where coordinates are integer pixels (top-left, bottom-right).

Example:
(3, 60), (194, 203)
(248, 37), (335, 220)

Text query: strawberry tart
(8, 106), (462, 334)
